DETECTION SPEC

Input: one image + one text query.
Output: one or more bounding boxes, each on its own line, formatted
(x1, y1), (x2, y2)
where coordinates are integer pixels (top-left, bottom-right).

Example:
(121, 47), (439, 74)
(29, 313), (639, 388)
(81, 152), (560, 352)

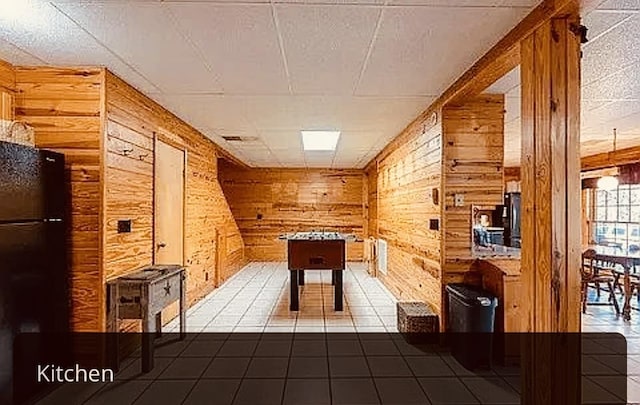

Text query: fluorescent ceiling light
(301, 131), (340, 151)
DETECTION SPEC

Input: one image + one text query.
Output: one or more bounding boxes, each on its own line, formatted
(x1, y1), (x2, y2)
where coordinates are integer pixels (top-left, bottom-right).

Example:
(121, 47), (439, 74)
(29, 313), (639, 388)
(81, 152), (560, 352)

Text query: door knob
(157, 242), (167, 249)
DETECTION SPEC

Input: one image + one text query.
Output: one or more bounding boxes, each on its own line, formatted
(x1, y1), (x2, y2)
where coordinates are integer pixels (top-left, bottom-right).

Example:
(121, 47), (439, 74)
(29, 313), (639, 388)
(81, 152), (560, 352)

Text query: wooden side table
(107, 265), (186, 372)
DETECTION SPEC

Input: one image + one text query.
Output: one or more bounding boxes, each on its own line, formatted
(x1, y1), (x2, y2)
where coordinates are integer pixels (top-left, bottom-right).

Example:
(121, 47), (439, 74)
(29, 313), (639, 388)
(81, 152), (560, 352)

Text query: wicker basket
(0, 120), (35, 146)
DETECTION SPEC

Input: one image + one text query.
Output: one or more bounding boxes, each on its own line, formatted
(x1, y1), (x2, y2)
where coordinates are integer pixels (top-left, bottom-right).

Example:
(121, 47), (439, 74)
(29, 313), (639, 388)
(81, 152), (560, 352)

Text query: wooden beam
(581, 145), (640, 171)
(520, 9), (582, 405)
(521, 3), (581, 335)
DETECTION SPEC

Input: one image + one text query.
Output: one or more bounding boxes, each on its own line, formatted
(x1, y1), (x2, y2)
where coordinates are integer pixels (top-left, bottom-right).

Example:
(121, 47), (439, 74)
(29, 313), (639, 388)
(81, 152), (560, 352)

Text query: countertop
(473, 245), (521, 260)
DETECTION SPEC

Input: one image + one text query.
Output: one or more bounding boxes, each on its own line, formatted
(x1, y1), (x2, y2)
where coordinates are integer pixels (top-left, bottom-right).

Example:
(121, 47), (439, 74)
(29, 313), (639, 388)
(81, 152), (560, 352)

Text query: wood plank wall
(9, 63), (246, 331)
(219, 162), (365, 262)
(365, 109), (443, 312)
(14, 66), (105, 332)
(104, 71), (246, 307)
(0, 60), (14, 120)
(441, 95), (506, 285)
(365, 168), (378, 238)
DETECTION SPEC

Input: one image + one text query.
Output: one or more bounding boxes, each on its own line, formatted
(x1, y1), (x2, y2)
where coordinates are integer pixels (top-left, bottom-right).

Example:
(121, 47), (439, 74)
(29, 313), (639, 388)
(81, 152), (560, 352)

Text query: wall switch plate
(454, 194), (465, 207)
(432, 188), (439, 205)
(117, 219), (132, 233)
(429, 219), (440, 231)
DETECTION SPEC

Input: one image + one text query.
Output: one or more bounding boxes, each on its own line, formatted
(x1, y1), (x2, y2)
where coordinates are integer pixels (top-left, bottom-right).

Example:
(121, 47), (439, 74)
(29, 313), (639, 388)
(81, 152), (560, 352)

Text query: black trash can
(446, 283), (498, 370)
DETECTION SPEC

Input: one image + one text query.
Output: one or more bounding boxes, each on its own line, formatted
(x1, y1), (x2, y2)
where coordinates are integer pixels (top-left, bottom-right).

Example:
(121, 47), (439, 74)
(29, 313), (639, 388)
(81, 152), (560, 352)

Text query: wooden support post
(520, 6), (581, 405)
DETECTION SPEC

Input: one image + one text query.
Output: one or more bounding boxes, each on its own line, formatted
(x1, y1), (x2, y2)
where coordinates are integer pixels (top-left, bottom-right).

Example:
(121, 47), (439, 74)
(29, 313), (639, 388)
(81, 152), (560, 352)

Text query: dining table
(588, 245), (640, 321)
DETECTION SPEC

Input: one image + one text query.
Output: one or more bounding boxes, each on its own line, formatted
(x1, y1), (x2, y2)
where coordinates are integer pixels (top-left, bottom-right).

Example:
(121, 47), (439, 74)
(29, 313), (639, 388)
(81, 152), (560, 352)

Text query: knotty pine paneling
(0, 59), (14, 120)
(365, 167), (378, 238)
(219, 163), (365, 262)
(366, 109), (443, 313)
(442, 95), (507, 284)
(104, 71), (245, 308)
(14, 66), (104, 332)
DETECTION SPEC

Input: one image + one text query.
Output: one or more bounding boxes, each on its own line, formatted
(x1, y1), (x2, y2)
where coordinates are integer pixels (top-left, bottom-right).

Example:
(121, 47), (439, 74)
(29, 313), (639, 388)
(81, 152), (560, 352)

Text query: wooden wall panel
(219, 164), (365, 262)
(441, 95), (507, 286)
(104, 71), (246, 309)
(365, 168), (378, 238)
(366, 110), (443, 313)
(0, 59), (15, 120)
(14, 66), (104, 332)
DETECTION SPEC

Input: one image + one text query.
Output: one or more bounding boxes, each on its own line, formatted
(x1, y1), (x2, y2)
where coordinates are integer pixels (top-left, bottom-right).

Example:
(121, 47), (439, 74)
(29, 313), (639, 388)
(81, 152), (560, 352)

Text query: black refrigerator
(503, 192), (521, 248)
(0, 141), (70, 404)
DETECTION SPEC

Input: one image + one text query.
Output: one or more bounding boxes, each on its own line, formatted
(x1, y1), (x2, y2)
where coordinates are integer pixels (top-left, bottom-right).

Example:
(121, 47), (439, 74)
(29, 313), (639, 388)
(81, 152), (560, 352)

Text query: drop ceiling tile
(357, 6), (530, 96)
(56, 2), (221, 93)
(292, 95), (432, 132)
(167, 0), (270, 3)
(244, 97), (301, 129)
(583, 68), (640, 104)
(582, 14), (640, 85)
(276, 4), (380, 95)
(391, 0), (520, 5)
(271, 148), (305, 163)
(0, 1), (160, 93)
(304, 151), (335, 168)
(583, 10), (634, 41)
(504, 94), (520, 123)
(167, 3), (289, 94)
(157, 95), (252, 130)
(603, 109), (640, 133)
(484, 66), (520, 94)
(596, 0), (640, 10)
(0, 37), (44, 65)
(336, 131), (384, 150)
(258, 130), (303, 149)
(279, 0), (383, 4)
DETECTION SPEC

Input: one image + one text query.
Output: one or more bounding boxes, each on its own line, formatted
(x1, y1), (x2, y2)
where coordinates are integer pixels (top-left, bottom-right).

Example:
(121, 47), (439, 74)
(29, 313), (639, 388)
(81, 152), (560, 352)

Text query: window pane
(620, 205), (630, 222)
(631, 187), (640, 205)
(596, 207), (607, 221)
(620, 188), (630, 205)
(597, 190), (607, 206)
(595, 224), (607, 243)
(608, 190), (619, 206)
(608, 206), (618, 221)
(632, 206), (640, 223)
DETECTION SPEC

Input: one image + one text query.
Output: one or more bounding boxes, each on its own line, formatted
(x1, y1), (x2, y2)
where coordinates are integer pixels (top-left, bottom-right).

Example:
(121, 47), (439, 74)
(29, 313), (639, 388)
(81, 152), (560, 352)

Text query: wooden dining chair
(581, 249), (621, 315)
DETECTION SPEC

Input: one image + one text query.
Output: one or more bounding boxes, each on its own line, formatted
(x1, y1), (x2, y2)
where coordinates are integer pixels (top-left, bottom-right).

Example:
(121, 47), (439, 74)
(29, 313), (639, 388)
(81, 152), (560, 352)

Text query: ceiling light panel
(301, 131), (341, 151)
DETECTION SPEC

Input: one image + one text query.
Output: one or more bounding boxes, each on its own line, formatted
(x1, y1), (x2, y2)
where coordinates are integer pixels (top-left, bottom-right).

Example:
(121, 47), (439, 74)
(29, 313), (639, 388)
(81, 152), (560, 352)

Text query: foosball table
(281, 232), (359, 311)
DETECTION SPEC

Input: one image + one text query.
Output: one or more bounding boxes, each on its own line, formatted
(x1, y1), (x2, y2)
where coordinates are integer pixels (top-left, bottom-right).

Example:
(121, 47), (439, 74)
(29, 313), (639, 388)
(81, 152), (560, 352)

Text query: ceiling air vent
(222, 135), (258, 142)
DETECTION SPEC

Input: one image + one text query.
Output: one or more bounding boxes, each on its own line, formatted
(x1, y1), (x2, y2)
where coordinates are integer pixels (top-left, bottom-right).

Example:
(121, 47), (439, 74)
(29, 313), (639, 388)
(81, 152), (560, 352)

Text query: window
(593, 184), (640, 250)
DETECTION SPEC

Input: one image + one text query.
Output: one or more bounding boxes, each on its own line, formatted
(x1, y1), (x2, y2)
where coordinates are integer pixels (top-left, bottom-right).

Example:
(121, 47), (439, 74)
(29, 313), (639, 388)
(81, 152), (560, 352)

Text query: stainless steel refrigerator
(0, 141), (69, 404)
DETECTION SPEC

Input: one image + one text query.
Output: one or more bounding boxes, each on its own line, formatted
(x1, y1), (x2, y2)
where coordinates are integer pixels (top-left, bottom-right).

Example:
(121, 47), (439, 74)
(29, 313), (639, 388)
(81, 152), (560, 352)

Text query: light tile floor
(582, 290), (640, 403)
(166, 262), (398, 334)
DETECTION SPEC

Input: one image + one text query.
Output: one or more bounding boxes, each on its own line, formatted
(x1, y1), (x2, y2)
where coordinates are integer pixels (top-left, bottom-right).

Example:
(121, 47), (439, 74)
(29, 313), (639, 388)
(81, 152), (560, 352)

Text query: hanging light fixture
(597, 128), (619, 190)
(597, 175), (619, 190)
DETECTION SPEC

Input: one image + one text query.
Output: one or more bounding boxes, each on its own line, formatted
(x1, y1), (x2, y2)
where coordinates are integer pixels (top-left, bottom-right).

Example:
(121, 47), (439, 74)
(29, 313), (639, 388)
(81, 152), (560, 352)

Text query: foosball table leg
(290, 269), (299, 311)
(333, 270), (343, 311)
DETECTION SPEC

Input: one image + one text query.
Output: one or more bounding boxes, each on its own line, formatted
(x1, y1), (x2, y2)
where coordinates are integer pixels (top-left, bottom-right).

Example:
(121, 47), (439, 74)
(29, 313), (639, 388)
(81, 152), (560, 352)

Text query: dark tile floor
(34, 332), (627, 405)
(31, 264), (638, 405)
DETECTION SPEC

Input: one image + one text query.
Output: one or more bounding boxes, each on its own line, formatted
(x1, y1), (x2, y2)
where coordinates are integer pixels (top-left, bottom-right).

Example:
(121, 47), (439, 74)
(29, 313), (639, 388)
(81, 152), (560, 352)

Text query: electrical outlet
(454, 194), (464, 207)
(117, 219), (132, 233)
